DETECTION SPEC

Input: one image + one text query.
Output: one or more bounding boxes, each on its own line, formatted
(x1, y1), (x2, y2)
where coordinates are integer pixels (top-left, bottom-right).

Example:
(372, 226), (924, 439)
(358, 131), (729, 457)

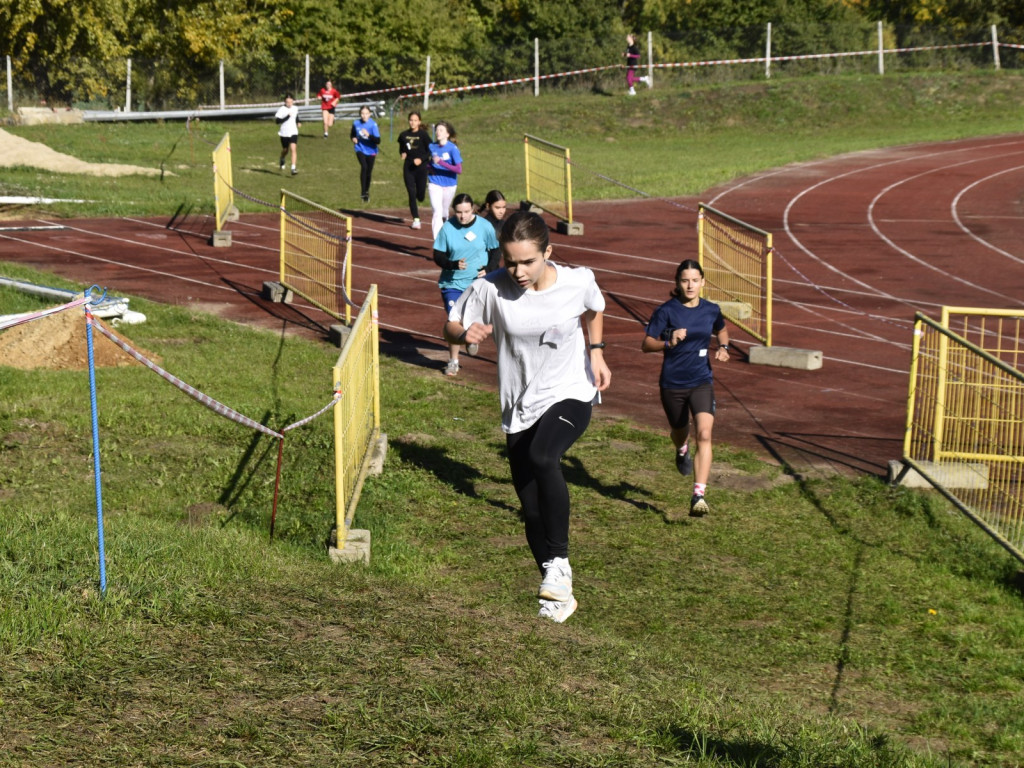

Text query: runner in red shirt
(318, 80), (341, 138)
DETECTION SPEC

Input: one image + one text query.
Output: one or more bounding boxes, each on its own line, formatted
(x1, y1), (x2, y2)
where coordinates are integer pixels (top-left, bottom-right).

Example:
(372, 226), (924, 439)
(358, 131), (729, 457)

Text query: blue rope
(85, 287), (108, 597)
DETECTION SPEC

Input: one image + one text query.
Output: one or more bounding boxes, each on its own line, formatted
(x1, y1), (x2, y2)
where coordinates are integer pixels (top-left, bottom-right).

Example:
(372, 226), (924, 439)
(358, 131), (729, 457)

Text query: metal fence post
(647, 31), (654, 87)
(534, 38), (540, 96)
(878, 21), (885, 75)
(423, 55), (431, 111)
(6, 55), (13, 113)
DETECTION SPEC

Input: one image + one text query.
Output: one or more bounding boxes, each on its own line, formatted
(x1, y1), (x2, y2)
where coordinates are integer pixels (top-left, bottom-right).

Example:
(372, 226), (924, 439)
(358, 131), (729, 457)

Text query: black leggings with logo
(506, 399), (592, 574)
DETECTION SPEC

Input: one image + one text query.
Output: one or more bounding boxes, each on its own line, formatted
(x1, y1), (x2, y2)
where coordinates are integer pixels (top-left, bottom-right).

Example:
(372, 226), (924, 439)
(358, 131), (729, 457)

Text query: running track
(2, 135), (1022, 478)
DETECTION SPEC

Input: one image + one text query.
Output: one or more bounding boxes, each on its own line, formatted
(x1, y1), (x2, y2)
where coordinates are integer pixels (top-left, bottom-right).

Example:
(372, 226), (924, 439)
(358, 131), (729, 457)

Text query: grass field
(3, 72), (1024, 766)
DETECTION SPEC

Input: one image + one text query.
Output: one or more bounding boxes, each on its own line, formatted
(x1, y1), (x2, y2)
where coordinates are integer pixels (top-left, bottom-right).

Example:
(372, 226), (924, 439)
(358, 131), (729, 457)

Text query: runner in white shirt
(274, 95), (300, 175)
(444, 211), (612, 624)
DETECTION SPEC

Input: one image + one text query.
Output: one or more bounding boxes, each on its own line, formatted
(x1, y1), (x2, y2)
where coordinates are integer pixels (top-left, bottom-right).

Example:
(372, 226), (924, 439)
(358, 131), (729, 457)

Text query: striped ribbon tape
(88, 311), (347, 436)
(654, 41), (989, 69)
(281, 392), (342, 434)
(87, 309), (284, 439)
(0, 295), (90, 332)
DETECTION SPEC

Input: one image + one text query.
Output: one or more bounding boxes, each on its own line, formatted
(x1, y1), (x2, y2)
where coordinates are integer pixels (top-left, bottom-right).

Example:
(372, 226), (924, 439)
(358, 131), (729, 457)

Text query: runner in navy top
(642, 259), (730, 517)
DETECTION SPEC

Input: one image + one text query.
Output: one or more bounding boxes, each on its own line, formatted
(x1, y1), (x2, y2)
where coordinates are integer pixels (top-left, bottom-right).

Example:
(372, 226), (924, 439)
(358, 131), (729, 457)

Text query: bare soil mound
(0, 309), (158, 370)
(0, 127), (163, 177)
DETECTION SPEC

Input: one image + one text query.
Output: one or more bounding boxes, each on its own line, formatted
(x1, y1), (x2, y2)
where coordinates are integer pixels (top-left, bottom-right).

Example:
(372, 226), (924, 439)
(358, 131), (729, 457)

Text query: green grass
(3, 70), (1024, 219)
(3, 72), (1024, 765)
(2, 259), (1024, 767)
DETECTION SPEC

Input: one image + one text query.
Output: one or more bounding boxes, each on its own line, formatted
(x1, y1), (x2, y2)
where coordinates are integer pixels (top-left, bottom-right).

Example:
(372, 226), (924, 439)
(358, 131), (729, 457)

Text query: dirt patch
(0, 309), (158, 370)
(0, 127), (164, 177)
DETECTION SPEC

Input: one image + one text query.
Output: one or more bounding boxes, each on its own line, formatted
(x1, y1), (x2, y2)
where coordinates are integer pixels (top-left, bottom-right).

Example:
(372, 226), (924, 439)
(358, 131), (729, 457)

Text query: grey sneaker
(539, 557), (573, 602)
(675, 447), (693, 476)
(444, 358), (460, 377)
(690, 494), (709, 517)
(466, 342), (479, 356)
(539, 597), (577, 623)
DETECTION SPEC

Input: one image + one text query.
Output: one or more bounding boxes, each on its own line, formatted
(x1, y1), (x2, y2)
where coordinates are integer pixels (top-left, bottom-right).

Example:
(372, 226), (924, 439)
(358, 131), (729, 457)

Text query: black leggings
(403, 162), (428, 218)
(506, 399), (592, 573)
(357, 153), (376, 197)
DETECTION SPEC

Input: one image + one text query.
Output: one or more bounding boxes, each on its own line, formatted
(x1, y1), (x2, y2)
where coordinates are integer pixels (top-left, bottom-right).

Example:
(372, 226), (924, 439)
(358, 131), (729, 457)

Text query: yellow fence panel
(211, 132), (238, 244)
(332, 285), (381, 543)
(280, 190), (353, 325)
(903, 310), (1024, 562)
(523, 134), (581, 235)
(697, 203), (773, 346)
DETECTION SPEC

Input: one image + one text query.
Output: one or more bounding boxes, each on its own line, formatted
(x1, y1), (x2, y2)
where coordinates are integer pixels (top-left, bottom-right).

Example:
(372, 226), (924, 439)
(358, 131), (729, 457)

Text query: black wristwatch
(589, 342), (606, 350)
(720, 344), (730, 351)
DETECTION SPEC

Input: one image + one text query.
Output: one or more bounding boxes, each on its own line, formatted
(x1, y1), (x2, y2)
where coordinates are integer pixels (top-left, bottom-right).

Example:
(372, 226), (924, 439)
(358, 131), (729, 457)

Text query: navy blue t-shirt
(645, 297), (726, 389)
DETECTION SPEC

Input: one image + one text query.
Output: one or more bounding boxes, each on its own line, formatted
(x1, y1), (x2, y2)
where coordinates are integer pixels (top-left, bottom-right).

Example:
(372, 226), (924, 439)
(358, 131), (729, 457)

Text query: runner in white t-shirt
(444, 211), (611, 624)
(274, 95), (300, 175)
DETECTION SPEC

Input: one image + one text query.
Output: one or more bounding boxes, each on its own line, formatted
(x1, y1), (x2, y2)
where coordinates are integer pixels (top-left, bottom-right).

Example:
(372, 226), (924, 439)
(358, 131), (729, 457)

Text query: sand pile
(0, 127), (164, 177)
(0, 308), (157, 370)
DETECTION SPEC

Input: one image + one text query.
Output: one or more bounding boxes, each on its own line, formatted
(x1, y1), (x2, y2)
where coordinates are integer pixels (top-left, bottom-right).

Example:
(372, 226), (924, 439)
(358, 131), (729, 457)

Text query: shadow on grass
(665, 727), (783, 765)
(218, 411), (279, 526)
(562, 454), (662, 515)
(390, 437), (519, 515)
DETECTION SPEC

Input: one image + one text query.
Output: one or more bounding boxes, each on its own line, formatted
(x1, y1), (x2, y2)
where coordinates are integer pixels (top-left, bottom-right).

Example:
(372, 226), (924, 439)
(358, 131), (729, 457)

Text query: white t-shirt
(450, 262), (605, 433)
(275, 105), (299, 137)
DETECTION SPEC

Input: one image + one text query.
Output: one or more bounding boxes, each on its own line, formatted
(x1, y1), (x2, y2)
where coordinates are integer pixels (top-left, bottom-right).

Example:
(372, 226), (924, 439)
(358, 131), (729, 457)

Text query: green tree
(1, 0), (135, 104)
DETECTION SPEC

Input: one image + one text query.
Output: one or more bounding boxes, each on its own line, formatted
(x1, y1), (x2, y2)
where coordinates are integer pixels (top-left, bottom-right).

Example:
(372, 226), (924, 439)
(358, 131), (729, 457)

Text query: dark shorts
(440, 287), (464, 314)
(660, 382), (716, 428)
(279, 135), (297, 148)
(323, 106), (336, 115)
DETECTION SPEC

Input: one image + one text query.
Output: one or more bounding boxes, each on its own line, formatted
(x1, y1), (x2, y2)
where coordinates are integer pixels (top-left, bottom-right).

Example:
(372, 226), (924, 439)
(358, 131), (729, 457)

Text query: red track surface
(3, 135), (1023, 478)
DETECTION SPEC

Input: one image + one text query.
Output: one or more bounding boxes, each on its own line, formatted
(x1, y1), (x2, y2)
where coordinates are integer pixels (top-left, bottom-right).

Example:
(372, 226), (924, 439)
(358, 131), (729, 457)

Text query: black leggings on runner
(403, 162), (428, 218)
(506, 399), (592, 573)
(357, 153), (376, 197)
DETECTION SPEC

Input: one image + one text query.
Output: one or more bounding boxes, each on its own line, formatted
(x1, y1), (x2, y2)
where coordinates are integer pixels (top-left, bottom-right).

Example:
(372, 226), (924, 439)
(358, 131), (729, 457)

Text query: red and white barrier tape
(88, 310), (345, 436)
(0, 295), (90, 332)
(88, 310), (284, 439)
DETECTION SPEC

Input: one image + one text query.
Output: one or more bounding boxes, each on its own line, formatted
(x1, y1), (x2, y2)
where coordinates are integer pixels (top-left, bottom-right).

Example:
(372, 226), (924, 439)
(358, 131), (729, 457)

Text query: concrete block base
(329, 528), (371, 564)
(557, 220), (584, 236)
(211, 230), (232, 247)
(749, 345), (822, 370)
(888, 460), (990, 490)
(17, 107), (85, 125)
(225, 205), (240, 223)
(328, 323), (352, 347)
(261, 281), (293, 303)
(719, 301), (753, 320)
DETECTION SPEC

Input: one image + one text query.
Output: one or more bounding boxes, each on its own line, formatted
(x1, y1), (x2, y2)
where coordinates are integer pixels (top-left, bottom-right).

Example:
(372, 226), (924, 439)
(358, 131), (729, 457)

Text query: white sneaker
(410, 218), (421, 230)
(444, 358), (459, 377)
(639, 76), (650, 84)
(466, 343), (479, 356)
(539, 557), (572, 602)
(628, 87), (636, 96)
(539, 597), (577, 623)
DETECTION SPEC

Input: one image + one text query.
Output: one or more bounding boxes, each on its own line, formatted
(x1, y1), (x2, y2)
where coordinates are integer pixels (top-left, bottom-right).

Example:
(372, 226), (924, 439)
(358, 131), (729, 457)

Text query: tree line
(3, 0), (1022, 109)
